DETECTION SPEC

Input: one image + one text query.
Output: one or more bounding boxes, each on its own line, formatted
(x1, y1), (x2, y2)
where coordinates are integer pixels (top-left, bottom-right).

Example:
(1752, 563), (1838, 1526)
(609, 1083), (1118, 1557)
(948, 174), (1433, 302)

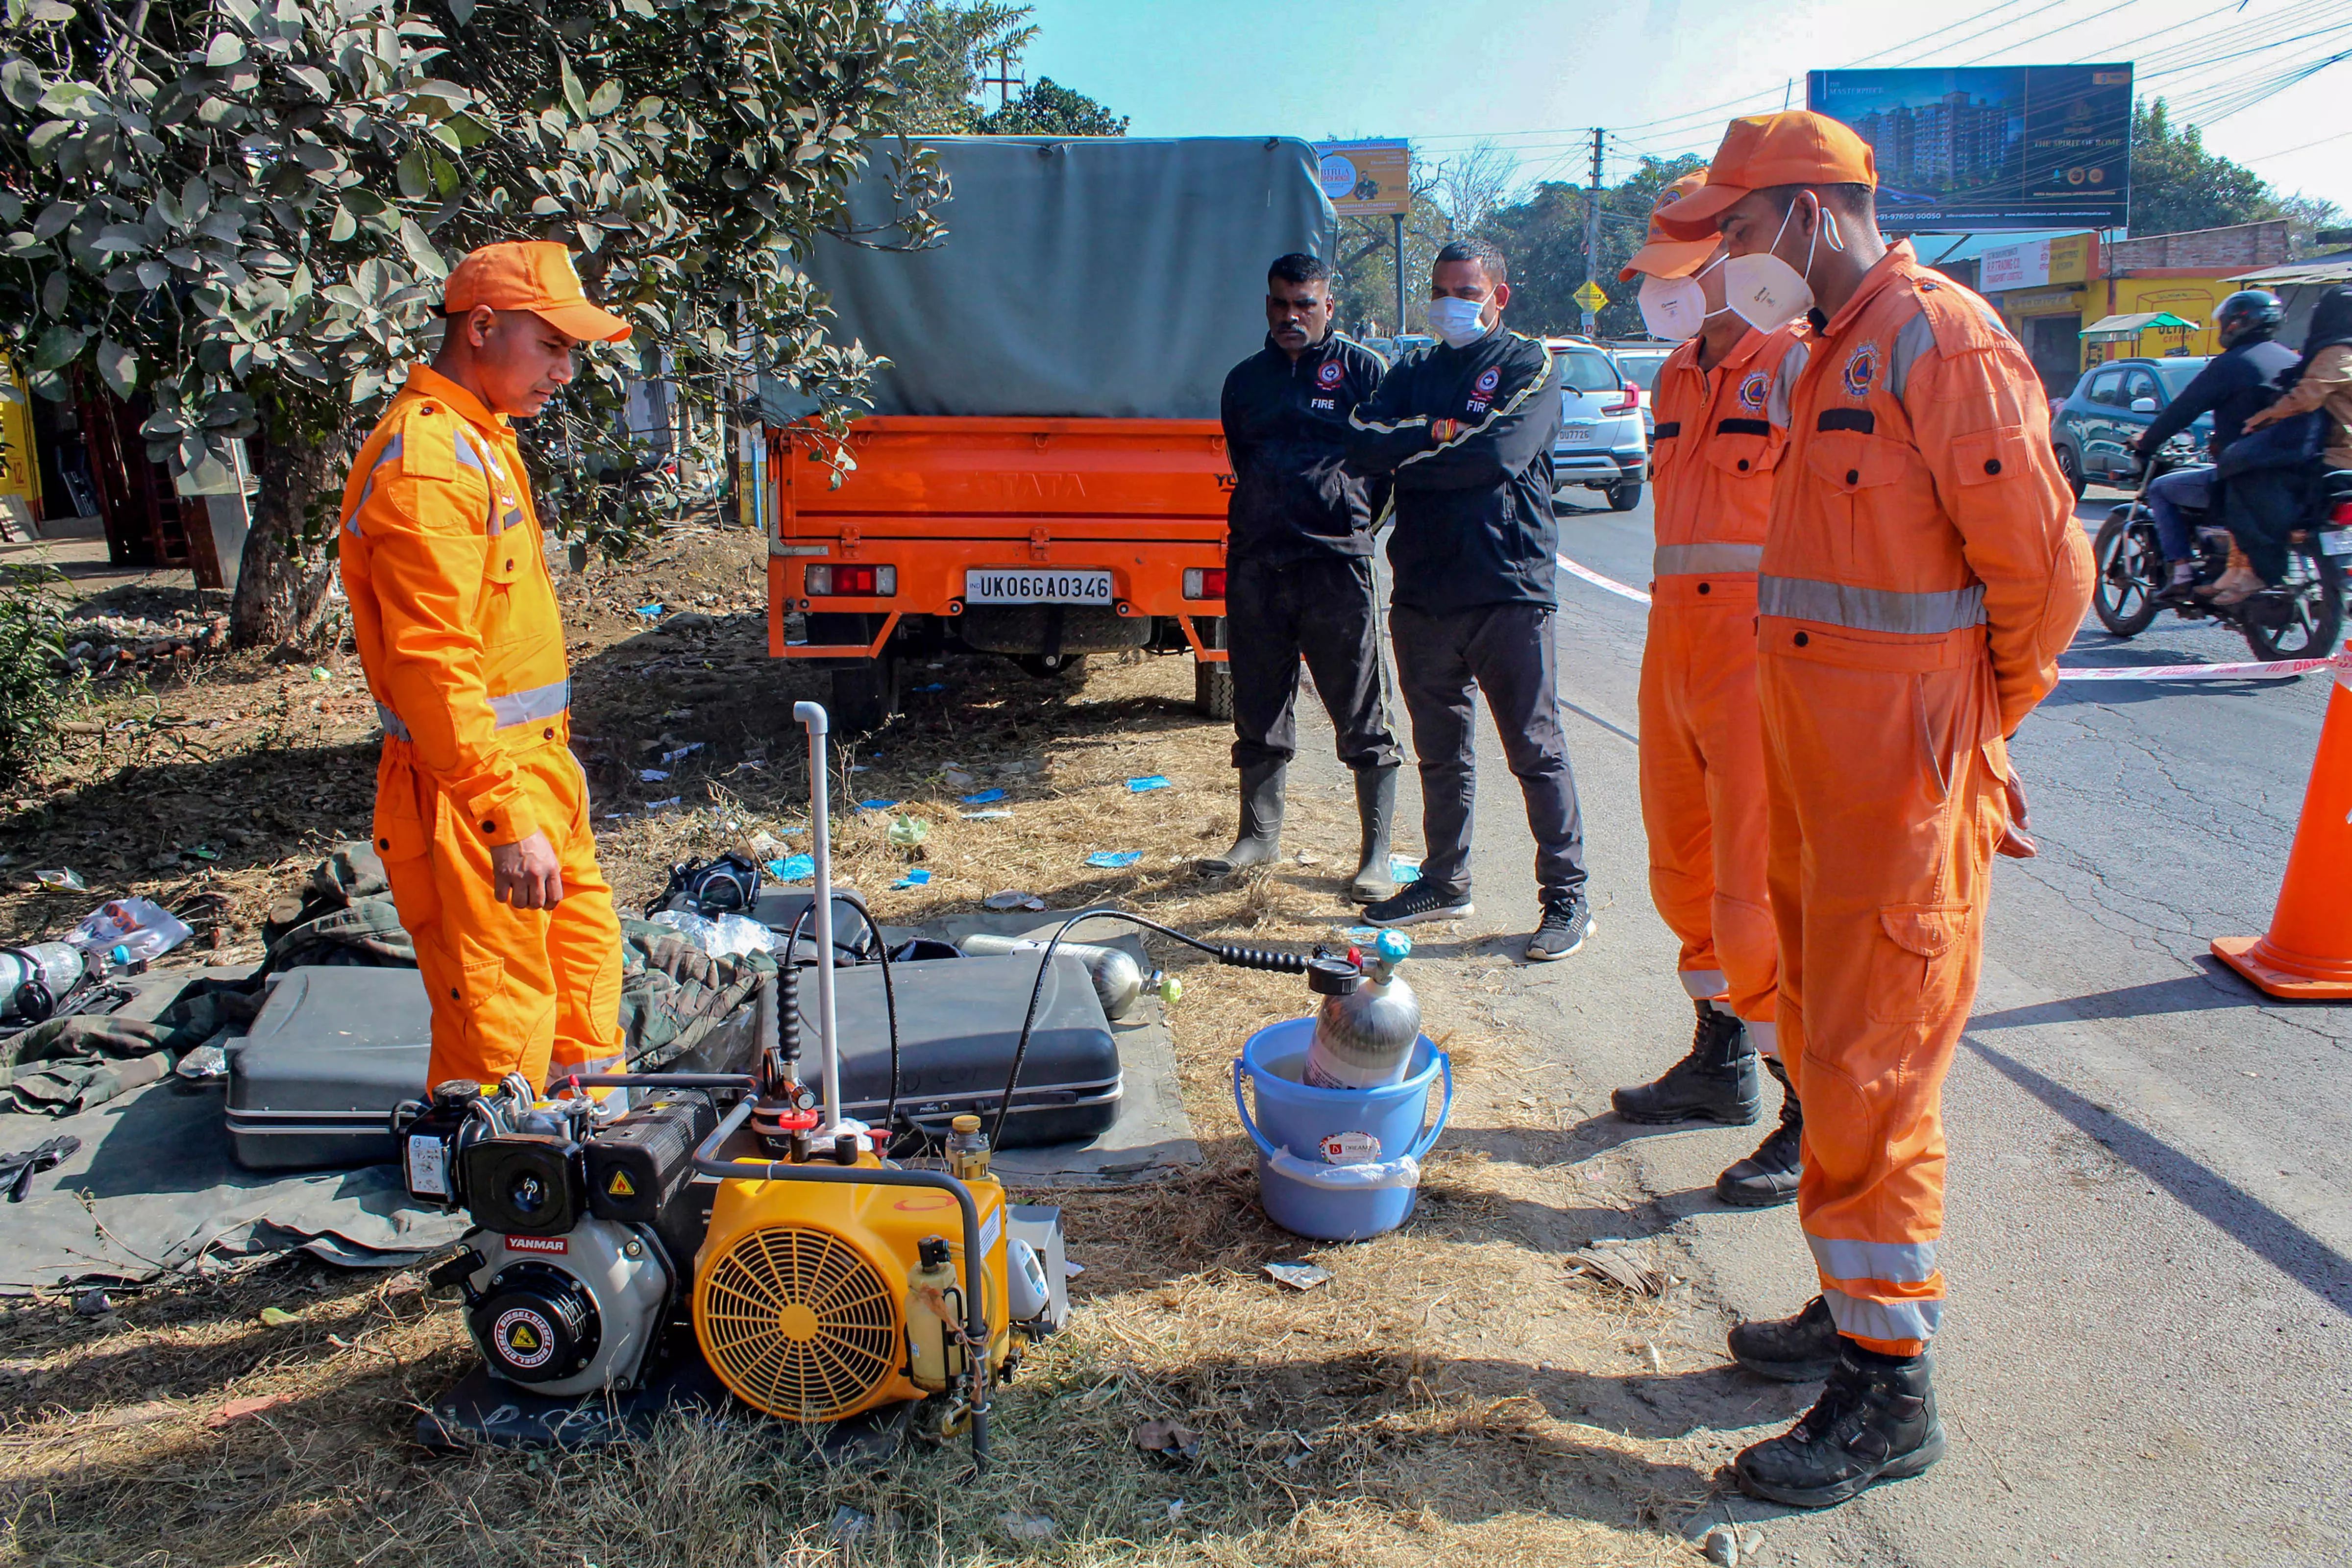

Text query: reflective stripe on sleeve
(1809, 1234), (1939, 1286)
(1655, 542), (1765, 577)
(1759, 575), (1987, 635)
(1823, 1286), (1943, 1346)
(343, 434), (405, 538)
(378, 677), (570, 741)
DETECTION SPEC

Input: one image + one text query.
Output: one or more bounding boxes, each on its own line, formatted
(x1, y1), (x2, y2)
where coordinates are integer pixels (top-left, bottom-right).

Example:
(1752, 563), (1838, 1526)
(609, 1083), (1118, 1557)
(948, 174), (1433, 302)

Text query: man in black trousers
(1200, 252), (1403, 903)
(1346, 238), (1593, 961)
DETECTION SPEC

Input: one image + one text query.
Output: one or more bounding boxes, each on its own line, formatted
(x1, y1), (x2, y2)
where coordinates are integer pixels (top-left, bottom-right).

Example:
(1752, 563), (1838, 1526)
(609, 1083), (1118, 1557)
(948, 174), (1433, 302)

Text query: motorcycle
(2091, 460), (2350, 662)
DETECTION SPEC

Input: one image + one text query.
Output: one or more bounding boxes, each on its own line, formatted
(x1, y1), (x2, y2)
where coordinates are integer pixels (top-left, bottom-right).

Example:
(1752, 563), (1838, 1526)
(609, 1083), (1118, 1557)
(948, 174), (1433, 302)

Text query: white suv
(1546, 338), (1648, 512)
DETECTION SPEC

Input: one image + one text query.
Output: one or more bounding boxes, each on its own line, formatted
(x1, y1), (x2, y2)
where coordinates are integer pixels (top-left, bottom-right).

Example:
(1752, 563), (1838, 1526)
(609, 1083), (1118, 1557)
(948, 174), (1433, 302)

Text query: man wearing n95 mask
(1662, 111), (2090, 1509)
(1345, 239), (1592, 963)
(1607, 174), (1812, 1212)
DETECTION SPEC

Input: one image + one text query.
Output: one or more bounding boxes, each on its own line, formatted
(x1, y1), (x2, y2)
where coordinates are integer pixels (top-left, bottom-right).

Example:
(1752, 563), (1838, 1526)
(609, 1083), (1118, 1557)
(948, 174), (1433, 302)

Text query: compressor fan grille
(699, 1224), (901, 1421)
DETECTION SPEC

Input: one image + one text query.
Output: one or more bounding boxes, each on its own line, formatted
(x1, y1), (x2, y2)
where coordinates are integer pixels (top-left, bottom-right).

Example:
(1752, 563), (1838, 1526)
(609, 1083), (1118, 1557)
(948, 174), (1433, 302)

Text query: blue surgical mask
(1426, 295), (1489, 347)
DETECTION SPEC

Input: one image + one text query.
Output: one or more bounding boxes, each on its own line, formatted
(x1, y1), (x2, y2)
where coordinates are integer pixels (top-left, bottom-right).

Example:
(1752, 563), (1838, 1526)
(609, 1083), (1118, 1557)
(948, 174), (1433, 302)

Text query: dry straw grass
(0, 533), (1737, 1566)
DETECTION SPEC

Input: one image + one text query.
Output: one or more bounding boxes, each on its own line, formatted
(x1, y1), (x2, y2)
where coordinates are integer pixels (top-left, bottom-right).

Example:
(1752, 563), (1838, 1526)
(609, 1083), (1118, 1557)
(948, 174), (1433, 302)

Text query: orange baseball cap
(1619, 173), (1723, 282)
(1660, 111), (1877, 228)
(442, 241), (631, 343)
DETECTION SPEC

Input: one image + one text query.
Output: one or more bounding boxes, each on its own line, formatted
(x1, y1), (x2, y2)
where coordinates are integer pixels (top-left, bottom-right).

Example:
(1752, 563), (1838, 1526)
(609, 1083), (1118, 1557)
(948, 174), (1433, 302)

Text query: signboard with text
(1314, 140), (1412, 218)
(1981, 232), (2098, 292)
(1807, 65), (2132, 232)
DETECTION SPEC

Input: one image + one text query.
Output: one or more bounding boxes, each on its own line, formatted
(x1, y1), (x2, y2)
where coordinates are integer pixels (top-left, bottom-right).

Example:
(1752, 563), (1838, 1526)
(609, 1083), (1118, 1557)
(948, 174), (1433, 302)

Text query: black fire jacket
(1344, 326), (1563, 613)
(1219, 333), (1392, 564)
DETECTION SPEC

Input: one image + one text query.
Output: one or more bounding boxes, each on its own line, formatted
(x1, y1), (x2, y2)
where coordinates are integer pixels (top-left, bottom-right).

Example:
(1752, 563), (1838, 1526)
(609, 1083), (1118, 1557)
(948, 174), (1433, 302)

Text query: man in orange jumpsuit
(1664, 114), (2092, 1506)
(338, 242), (633, 1095)
(1608, 176), (1812, 1209)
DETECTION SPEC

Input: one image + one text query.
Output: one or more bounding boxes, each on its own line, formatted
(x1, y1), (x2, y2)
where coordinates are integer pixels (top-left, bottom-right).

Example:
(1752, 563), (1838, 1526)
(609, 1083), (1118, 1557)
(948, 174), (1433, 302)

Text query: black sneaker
(1734, 1345), (1946, 1508)
(1362, 882), (1474, 927)
(1524, 893), (1592, 961)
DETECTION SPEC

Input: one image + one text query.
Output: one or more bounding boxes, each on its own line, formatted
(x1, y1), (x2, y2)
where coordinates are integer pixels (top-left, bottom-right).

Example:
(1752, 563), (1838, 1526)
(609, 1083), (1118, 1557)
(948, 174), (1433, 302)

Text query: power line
(2239, 127), (2352, 160)
(1951, 0), (2145, 65)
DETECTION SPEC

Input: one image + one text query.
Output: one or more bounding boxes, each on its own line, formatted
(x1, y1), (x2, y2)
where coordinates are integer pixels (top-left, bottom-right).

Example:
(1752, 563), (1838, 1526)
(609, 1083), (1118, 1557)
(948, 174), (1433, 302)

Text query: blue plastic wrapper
(858, 798), (900, 811)
(767, 854), (815, 883)
(1390, 855), (1421, 885)
(961, 787), (1007, 804)
(635, 602), (663, 617)
(1127, 776), (1172, 793)
(1085, 850), (1142, 869)
(890, 868), (933, 890)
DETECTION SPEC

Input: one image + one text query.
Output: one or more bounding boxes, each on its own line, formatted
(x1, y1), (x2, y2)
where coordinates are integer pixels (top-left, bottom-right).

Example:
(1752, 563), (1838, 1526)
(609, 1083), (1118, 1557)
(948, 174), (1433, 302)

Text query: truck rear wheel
(1194, 660), (1233, 720)
(830, 657), (900, 732)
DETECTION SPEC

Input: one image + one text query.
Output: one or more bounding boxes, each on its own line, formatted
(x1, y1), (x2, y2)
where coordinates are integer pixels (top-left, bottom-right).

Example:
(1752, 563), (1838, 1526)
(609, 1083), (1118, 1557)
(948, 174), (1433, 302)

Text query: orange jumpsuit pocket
(1866, 904), (1972, 1024)
(371, 760), (436, 865)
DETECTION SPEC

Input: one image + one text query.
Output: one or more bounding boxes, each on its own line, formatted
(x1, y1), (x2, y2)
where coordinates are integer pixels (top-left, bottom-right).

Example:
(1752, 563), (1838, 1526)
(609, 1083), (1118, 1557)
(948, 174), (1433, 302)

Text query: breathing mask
(1722, 195), (1841, 333)
(1636, 255), (1727, 342)
(1426, 295), (1490, 348)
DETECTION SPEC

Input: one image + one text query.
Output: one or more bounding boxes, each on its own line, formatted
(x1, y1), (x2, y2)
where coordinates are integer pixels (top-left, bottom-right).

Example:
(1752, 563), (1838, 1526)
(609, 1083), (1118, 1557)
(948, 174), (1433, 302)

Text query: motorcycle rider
(2132, 290), (2299, 605)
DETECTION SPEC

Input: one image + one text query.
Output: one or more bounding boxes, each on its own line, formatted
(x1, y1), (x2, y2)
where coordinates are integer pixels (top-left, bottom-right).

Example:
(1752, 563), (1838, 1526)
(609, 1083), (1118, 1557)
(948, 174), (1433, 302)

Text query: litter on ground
(961, 787), (1007, 804)
(1085, 850), (1141, 868)
(1126, 775), (1172, 793)
(984, 891), (1047, 911)
(1263, 1261), (1332, 1291)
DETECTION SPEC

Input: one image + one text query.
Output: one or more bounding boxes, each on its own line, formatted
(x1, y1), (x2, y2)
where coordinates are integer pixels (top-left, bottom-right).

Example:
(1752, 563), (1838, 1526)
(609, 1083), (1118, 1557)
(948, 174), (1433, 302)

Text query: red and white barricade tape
(1554, 553), (2345, 684)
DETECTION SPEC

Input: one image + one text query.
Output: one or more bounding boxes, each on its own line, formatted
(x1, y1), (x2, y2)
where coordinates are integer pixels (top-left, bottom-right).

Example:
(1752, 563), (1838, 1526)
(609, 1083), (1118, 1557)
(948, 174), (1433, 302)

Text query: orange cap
(1660, 111), (1877, 228)
(443, 241), (631, 343)
(1619, 173), (1723, 282)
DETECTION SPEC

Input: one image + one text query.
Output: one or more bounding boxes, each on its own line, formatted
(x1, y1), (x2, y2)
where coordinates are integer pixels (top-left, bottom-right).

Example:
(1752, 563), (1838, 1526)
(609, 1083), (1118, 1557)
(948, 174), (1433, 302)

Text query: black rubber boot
(1347, 766), (1398, 904)
(1727, 1295), (1841, 1382)
(1196, 760), (1284, 877)
(1735, 1344), (1946, 1508)
(1717, 1055), (1802, 1207)
(1610, 1003), (1760, 1126)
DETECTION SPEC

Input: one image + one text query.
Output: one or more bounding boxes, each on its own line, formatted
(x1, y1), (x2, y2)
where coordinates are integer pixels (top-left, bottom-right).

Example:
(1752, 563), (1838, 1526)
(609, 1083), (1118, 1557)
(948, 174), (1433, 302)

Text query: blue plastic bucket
(1233, 1016), (1453, 1242)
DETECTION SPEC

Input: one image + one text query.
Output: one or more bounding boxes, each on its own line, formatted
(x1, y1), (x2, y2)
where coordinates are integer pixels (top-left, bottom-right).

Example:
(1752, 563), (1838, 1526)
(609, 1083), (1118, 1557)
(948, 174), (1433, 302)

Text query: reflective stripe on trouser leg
(1744, 1018), (1778, 1058)
(1760, 646), (2005, 1356)
(1641, 599), (1778, 1021)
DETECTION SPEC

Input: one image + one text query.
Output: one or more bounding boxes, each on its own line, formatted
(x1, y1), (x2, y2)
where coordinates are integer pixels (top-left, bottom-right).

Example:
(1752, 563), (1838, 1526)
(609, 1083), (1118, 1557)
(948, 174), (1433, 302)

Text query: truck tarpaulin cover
(802, 137), (1334, 420)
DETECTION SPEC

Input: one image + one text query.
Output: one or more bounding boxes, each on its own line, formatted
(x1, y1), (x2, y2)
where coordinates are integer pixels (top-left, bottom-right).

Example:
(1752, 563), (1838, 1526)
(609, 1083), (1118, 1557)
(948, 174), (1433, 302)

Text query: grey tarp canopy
(796, 136), (1335, 419)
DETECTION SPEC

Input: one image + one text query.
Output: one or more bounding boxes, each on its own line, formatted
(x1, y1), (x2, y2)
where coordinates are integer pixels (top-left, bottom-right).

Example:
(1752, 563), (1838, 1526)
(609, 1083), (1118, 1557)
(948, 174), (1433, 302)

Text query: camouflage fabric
(617, 920), (772, 1075)
(259, 843), (415, 972)
(0, 978), (263, 1116)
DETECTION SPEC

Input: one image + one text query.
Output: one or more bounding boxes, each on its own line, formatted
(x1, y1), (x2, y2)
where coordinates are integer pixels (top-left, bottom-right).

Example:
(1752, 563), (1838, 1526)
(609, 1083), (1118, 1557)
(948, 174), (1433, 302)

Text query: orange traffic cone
(2212, 654), (2352, 998)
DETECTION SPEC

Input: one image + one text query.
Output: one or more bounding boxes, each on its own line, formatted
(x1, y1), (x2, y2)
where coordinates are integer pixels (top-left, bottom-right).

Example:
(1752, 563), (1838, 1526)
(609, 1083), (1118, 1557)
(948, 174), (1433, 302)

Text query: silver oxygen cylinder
(0, 942), (86, 1022)
(956, 932), (1147, 1021)
(1302, 931), (1421, 1090)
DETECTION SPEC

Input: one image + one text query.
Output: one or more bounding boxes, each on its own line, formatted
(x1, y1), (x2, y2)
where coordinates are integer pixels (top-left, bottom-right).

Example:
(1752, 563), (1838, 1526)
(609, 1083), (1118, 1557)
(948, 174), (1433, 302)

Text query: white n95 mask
(1637, 256), (1726, 342)
(1426, 295), (1489, 347)
(1722, 196), (1841, 333)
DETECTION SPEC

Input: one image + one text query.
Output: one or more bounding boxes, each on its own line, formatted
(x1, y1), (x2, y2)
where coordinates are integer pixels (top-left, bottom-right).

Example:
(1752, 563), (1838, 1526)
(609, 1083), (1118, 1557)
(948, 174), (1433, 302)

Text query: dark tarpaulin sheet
(802, 136), (1334, 420)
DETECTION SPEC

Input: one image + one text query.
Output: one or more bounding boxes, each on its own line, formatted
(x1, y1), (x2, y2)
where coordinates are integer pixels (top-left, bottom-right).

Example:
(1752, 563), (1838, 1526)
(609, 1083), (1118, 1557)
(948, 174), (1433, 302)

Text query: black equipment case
(822, 953), (1121, 1146)
(225, 966), (434, 1170)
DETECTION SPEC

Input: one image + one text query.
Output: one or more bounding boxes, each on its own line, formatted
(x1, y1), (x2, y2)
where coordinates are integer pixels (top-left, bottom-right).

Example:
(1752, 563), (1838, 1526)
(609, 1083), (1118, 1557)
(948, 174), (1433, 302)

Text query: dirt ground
(0, 523), (1766, 1567)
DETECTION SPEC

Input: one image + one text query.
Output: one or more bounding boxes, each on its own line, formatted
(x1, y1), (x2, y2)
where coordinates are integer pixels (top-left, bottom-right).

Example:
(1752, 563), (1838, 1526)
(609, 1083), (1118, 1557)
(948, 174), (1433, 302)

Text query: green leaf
(397, 218), (443, 277)
(95, 338), (137, 399)
(449, 0), (476, 22)
(329, 203), (356, 242)
(204, 33), (246, 68)
(30, 323), (85, 372)
(40, 270), (66, 318)
(32, 200), (75, 240)
(560, 55), (587, 120)
(395, 148), (429, 199)
(0, 58), (45, 112)
(587, 79), (622, 118)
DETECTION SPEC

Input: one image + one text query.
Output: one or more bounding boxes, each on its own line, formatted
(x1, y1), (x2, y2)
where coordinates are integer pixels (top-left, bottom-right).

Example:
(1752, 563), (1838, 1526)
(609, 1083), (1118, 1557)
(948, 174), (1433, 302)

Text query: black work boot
(1196, 760), (1284, 877)
(1717, 1054), (1802, 1207)
(1734, 1344), (1946, 1508)
(1727, 1295), (1841, 1382)
(1347, 766), (1398, 903)
(1610, 1003), (1761, 1126)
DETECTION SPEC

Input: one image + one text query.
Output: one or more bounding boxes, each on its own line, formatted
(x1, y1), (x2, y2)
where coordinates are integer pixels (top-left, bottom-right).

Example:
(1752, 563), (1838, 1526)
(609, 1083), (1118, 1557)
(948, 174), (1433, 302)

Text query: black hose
(987, 908), (1309, 1146)
(778, 892), (900, 1142)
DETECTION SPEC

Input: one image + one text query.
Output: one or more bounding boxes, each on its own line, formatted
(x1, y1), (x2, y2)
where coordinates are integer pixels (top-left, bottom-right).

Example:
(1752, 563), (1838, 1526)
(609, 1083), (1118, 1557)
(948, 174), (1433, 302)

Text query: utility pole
(1393, 211), (1407, 338)
(979, 47), (1022, 110)
(1582, 127), (1603, 337)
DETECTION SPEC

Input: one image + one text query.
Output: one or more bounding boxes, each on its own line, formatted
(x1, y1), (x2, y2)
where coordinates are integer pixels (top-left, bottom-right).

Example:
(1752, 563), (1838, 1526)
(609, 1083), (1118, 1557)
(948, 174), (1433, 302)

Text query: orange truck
(759, 136), (1336, 729)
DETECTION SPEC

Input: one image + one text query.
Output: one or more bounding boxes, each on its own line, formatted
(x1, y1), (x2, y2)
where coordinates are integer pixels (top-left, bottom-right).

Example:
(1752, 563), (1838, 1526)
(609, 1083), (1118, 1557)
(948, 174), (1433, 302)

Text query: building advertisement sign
(1982, 232), (2098, 292)
(1313, 141), (1411, 218)
(1807, 66), (2132, 231)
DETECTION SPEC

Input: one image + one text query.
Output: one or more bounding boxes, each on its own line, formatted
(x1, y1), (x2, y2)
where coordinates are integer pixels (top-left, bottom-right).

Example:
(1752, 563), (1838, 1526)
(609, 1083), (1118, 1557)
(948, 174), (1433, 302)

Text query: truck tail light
(1182, 567), (1227, 600)
(805, 564), (895, 597)
(1601, 382), (1639, 415)
(2336, 499), (2352, 526)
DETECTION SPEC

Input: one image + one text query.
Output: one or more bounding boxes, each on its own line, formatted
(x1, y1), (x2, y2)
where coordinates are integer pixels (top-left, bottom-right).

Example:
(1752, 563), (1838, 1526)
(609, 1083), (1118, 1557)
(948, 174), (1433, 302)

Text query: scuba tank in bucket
(1303, 931), (1420, 1089)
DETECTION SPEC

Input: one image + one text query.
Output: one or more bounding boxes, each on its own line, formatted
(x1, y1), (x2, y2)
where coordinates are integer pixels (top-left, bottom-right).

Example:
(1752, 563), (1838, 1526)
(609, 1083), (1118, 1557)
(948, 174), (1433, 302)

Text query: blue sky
(1011, 0), (2352, 219)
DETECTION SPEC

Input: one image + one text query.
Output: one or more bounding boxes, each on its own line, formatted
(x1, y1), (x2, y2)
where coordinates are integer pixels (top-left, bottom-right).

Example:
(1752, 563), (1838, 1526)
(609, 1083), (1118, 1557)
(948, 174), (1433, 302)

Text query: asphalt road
(1342, 484), (2352, 1565)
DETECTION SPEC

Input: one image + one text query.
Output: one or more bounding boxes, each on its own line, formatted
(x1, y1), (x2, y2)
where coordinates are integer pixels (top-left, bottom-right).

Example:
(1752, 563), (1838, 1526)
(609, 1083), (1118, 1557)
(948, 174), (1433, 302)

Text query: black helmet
(2213, 289), (2284, 347)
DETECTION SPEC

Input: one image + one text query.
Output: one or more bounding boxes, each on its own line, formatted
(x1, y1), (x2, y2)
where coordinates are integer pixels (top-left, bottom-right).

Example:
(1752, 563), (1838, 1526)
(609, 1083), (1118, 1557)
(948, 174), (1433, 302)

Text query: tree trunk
(231, 429), (342, 651)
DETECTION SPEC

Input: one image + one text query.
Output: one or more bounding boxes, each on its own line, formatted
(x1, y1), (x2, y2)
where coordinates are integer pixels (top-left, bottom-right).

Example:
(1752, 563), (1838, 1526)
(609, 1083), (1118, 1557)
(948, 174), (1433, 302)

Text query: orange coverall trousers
(1639, 575), (1777, 1036)
(377, 739), (624, 1094)
(1761, 644), (2007, 1356)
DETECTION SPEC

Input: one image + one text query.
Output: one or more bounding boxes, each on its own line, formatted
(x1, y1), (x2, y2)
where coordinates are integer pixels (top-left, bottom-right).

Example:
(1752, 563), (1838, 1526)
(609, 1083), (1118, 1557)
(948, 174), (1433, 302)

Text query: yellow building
(0, 361), (41, 537)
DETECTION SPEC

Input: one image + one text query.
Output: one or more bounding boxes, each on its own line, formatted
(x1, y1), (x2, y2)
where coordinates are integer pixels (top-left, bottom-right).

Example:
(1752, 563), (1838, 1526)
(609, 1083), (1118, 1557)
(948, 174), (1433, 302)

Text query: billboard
(1807, 65), (2132, 231)
(1314, 141), (1411, 218)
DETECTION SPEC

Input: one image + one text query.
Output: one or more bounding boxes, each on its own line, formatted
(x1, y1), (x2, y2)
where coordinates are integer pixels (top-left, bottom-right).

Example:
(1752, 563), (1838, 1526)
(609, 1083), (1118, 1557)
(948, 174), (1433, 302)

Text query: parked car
(2049, 357), (2213, 498)
(1545, 338), (1648, 511)
(1604, 343), (1672, 441)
